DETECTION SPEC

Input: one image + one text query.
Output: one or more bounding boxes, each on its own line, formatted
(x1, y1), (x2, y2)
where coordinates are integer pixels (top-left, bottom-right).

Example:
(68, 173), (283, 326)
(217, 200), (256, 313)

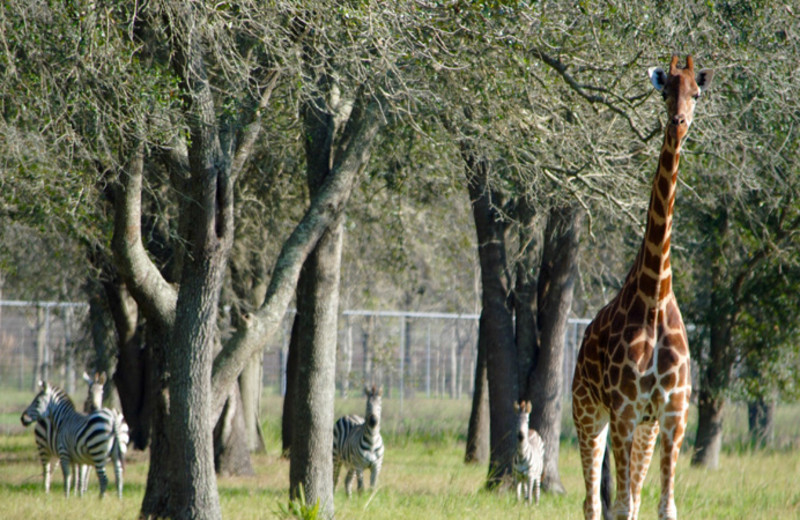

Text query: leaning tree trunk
(463, 146), (518, 487)
(526, 204), (583, 494)
(465, 317), (490, 464)
(288, 219), (343, 518)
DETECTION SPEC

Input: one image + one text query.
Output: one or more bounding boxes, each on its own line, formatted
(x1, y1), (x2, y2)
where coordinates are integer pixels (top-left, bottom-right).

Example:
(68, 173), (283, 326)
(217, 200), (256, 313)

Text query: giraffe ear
(513, 401), (520, 413)
(82, 372), (92, 384)
(525, 402), (532, 414)
(648, 67), (667, 92)
(696, 69), (713, 93)
(98, 372), (107, 385)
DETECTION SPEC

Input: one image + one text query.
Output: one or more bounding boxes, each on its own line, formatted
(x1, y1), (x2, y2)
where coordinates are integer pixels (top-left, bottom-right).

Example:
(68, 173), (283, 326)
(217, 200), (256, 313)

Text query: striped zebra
(512, 400), (545, 505)
(333, 385), (384, 497)
(21, 381), (129, 498)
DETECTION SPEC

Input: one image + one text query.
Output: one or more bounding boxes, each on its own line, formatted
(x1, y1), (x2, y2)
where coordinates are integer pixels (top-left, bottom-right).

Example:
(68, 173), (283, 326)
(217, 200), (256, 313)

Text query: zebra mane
(40, 382), (77, 412)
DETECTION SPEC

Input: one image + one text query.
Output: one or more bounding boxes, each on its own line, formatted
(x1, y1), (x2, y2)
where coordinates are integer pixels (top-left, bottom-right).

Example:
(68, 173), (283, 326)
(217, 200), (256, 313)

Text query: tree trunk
(139, 322), (172, 517)
(692, 390), (725, 468)
(748, 397), (775, 449)
(103, 278), (152, 450)
(282, 316), (301, 457)
(465, 320), (489, 464)
(214, 384), (255, 475)
(239, 354), (266, 453)
(526, 204), (582, 494)
(692, 212), (733, 469)
(164, 228), (227, 519)
(288, 220), (343, 518)
(463, 148), (518, 487)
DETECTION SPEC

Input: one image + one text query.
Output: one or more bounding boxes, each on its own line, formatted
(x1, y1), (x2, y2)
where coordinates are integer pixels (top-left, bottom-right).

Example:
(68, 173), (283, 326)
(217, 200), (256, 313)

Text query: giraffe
(571, 55), (713, 520)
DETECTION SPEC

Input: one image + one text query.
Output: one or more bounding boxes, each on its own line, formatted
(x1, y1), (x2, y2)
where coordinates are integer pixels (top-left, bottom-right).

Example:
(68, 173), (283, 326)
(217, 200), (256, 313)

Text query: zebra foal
(21, 381), (129, 498)
(512, 400), (545, 505)
(333, 385), (384, 497)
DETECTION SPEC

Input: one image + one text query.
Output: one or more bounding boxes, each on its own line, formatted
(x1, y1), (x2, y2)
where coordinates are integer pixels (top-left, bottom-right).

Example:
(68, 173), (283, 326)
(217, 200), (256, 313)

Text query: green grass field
(1, 391), (799, 519)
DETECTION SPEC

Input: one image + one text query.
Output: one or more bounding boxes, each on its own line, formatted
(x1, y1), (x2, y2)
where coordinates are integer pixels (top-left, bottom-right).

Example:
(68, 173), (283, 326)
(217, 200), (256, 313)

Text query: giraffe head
(648, 55), (713, 141)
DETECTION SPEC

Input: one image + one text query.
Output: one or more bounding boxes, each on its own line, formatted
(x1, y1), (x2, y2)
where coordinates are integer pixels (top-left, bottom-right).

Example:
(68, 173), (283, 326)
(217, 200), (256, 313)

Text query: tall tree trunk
(465, 320), (489, 464)
(282, 317), (301, 457)
(526, 204), (583, 494)
(140, 324), (171, 516)
(289, 220), (343, 518)
(463, 148), (518, 487)
(692, 210), (733, 469)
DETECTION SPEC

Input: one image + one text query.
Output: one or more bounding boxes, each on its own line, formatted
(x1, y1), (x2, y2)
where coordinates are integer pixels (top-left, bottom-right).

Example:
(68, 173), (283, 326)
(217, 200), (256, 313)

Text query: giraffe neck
(629, 129), (682, 309)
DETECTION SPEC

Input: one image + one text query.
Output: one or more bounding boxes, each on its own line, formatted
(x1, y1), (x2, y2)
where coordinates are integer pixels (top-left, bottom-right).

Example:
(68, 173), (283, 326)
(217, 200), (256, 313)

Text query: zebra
(333, 385), (384, 497)
(21, 381), (129, 498)
(20, 378), (97, 495)
(82, 371), (106, 413)
(512, 400), (545, 505)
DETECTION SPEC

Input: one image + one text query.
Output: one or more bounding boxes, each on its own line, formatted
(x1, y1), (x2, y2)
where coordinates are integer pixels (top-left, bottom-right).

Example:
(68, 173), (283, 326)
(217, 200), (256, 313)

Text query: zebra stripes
(333, 385), (384, 497)
(21, 381), (129, 498)
(512, 400), (545, 505)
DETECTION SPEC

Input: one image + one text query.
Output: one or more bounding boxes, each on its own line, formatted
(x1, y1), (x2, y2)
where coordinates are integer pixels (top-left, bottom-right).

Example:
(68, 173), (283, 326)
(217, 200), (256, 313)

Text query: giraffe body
(572, 55), (712, 520)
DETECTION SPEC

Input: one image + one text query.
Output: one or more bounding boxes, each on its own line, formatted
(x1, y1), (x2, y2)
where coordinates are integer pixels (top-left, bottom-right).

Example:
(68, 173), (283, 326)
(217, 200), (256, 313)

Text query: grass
(0, 390), (799, 519)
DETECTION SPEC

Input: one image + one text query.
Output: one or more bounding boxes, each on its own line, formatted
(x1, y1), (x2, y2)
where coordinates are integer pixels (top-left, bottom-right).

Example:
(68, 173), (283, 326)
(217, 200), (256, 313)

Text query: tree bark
(239, 355), (266, 453)
(214, 384), (255, 475)
(526, 204), (583, 494)
(463, 147), (518, 487)
(465, 318), (489, 464)
(288, 220), (342, 518)
(282, 316), (301, 457)
(692, 209), (733, 469)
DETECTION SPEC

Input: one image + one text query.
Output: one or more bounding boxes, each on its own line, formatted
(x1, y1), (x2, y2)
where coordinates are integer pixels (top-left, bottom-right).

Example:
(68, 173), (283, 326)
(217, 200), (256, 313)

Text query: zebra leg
(95, 465), (109, 498)
(345, 469), (356, 497)
(534, 478), (541, 505)
(369, 462), (380, 490)
(516, 481), (522, 502)
(114, 456), (123, 498)
(82, 464), (90, 496)
(43, 460), (51, 493)
(60, 456), (71, 498)
(356, 469), (364, 493)
(333, 460), (341, 490)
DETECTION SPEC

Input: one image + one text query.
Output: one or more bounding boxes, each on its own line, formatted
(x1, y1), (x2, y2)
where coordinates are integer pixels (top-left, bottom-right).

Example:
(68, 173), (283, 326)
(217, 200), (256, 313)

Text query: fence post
(425, 321), (431, 398)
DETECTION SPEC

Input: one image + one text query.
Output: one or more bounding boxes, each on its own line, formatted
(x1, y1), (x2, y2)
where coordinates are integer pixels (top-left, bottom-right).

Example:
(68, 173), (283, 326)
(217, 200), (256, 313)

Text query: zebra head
(83, 371), (106, 412)
(364, 385), (382, 429)
(513, 400), (532, 446)
(21, 381), (56, 426)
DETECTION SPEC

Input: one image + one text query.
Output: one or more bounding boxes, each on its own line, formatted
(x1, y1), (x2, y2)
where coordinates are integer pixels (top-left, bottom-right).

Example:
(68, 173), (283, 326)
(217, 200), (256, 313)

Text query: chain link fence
(0, 301), (590, 400)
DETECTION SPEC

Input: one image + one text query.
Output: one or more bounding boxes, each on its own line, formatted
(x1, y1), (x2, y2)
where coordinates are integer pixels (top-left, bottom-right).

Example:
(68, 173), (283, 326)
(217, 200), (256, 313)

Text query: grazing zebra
(512, 400), (545, 505)
(21, 381), (129, 498)
(333, 385), (384, 497)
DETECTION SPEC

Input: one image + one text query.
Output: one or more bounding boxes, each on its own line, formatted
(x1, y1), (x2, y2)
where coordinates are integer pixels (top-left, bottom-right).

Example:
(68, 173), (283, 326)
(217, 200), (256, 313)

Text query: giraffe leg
(630, 421), (659, 518)
(609, 418), (636, 520)
(658, 396), (689, 520)
(576, 418), (609, 520)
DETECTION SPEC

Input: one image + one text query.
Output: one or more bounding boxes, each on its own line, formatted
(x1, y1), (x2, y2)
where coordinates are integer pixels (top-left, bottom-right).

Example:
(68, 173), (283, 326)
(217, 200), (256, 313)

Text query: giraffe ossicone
(572, 55), (712, 520)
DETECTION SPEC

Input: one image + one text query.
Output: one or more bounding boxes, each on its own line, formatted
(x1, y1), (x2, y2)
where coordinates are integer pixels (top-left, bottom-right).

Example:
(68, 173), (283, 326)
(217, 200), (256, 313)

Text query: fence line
(0, 301), (591, 400)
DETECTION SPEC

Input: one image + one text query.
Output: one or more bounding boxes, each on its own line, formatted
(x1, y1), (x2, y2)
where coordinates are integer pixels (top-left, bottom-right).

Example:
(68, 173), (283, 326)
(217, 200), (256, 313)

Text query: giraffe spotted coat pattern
(572, 55), (713, 520)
